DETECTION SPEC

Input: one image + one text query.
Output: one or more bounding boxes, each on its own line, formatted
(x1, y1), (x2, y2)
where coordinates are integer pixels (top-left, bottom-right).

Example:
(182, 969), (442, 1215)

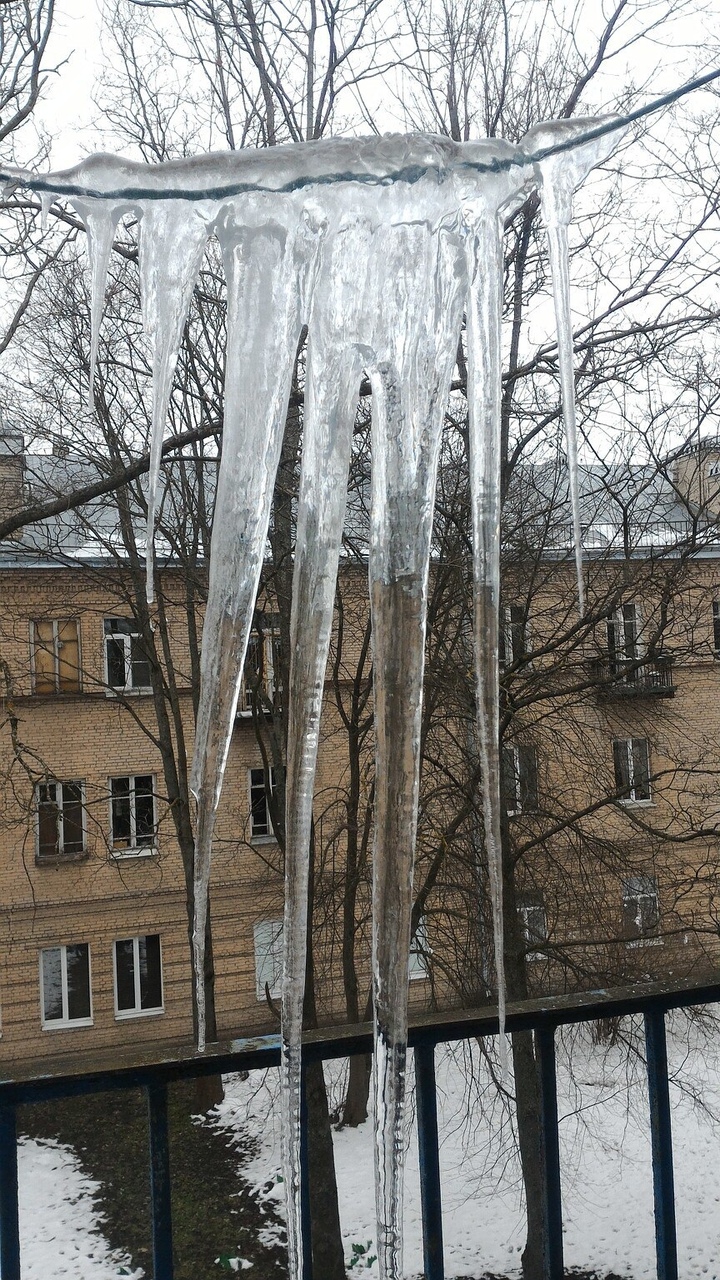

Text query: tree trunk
(341, 1052), (372, 1128)
(305, 1059), (347, 1278)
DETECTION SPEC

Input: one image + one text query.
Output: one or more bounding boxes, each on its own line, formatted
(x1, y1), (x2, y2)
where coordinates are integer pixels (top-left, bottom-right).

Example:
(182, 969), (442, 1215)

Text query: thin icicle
(281, 217), (369, 1279)
(39, 190), (52, 234)
(71, 199), (124, 413)
(525, 117), (627, 615)
(459, 143), (534, 1073)
(137, 200), (211, 601)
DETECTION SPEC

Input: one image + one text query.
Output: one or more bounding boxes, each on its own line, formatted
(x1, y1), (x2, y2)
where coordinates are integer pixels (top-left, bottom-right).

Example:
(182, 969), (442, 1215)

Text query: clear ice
(23, 119), (624, 1279)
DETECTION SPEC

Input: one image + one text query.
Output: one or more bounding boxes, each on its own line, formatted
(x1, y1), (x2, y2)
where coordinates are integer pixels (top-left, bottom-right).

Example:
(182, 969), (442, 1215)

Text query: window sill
(105, 687), (153, 698)
(617, 799), (655, 808)
(626, 936), (663, 949)
(115, 1007), (165, 1021)
(42, 1017), (94, 1031)
(409, 971), (430, 982)
(250, 834), (277, 845)
(35, 851), (89, 867)
(110, 846), (158, 860)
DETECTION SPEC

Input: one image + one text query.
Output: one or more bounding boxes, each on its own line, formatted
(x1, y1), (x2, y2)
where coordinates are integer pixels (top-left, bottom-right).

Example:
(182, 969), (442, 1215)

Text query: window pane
(613, 740), (629, 793)
(130, 637), (151, 689)
(139, 935), (162, 1009)
(57, 620), (80, 692)
(38, 784), (59, 857)
(41, 948), (63, 1021)
(61, 783), (84, 854)
(106, 636), (127, 687)
(501, 747), (519, 813)
(632, 739), (651, 800)
(65, 944), (91, 1020)
(519, 746), (538, 811)
(250, 768), (270, 837)
(115, 939), (136, 1010)
(33, 621), (57, 694)
(134, 776), (155, 844)
(111, 777), (131, 846)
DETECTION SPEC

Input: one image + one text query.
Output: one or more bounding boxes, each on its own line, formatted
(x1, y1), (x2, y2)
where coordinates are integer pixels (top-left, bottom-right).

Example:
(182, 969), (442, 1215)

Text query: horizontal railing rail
(2, 972), (719, 1280)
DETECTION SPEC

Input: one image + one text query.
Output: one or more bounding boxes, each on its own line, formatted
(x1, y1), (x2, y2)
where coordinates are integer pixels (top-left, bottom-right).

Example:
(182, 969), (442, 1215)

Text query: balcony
(591, 653), (676, 698)
(1, 973), (718, 1280)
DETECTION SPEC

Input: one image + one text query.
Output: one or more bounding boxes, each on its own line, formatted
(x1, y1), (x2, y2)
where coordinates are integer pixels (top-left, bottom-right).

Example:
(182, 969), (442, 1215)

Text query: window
(607, 602), (642, 665)
(409, 918), (431, 980)
(104, 618), (151, 693)
(114, 935), (163, 1016)
(32, 619), (80, 694)
(37, 781), (85, 861)
(613, 738), (651, 803)
(713, 601), (720, 657)
(517, 895), (548, 961)
(239, 626), (280, 715)
(623, 875), (660, 944)
(254, 920), (283, 1000)
(110, 775), (156, 853)
(499, 605), (526, 671)
(249, 767), (276, 839)
(502, 745), (538, 816)
(40, 944), (92, 1027)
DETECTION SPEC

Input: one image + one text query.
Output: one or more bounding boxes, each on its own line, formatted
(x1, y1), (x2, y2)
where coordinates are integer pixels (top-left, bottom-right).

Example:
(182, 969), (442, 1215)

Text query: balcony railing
(591, 653), (676, 697)
(2, 972), (719, 1280)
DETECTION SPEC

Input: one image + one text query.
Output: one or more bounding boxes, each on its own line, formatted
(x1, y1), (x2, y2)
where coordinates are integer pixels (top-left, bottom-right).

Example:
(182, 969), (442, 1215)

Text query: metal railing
(591, 654), (676, 697)
(2, 973), (719, 1280)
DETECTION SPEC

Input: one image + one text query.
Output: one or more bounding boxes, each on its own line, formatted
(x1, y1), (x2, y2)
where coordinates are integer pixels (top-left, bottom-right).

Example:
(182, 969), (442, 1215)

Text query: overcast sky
(35, 0), (103, 169)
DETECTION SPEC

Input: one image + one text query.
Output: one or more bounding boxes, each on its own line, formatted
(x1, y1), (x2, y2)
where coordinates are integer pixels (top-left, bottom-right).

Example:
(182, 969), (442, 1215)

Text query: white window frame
(30, 618), (81, 694)
(103, 618), (152, 695)
(254, 919), (283, 1001)
(518, 899), (548, 962)
(36, 780), (86, 861)
(109, 774), (157, 856)
(712, 601), (720, 657)
(39, 944), (93, 1029)
(499, 605), (527, 671)
(607, 602), (643, 664)
(613, 738), (652, 805)
(623, 875), (661, 948)
(249, 767), (276, 841)
(409, 918), (431, 981)
(503, 745), (538, 817)
(239, 629), (279, 716)
(113, 935), (164, 1019)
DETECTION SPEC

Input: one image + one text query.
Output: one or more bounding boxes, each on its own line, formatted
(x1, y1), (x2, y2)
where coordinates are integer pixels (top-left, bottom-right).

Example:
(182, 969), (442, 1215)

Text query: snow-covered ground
(16, 1013), (720, 1278)
(17, 1136), (140, 1279)
(214, 1014), (720, 1279)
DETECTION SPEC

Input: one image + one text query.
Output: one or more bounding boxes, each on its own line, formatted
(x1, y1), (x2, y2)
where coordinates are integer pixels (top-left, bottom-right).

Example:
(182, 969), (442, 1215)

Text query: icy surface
(29, 123), (623, 1280)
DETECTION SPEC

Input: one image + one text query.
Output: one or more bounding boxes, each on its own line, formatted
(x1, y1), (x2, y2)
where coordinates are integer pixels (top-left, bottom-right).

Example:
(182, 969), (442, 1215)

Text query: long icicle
(367, 216), (464, 1280)
(72, 199), (122, 412)
(191, 215), (305, 1050)
(281, 222), (368, 1277)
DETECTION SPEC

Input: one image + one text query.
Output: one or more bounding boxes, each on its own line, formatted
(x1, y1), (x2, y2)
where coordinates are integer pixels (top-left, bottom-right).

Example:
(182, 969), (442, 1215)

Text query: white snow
(17, 1135), (140, 1279)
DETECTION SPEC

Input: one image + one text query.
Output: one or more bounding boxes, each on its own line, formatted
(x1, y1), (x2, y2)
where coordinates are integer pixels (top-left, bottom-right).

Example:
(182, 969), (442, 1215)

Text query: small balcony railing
(2, 972), (718, 1280)
(591, 653), (676, 698)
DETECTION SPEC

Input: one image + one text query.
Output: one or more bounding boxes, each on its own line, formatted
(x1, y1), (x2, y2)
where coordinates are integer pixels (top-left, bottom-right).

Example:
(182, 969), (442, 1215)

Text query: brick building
(2, 430), (720, 1067)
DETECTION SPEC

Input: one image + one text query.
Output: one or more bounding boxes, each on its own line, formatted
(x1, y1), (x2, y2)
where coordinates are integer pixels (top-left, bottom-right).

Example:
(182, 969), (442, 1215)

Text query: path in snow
(17, 1136), (140, 1279)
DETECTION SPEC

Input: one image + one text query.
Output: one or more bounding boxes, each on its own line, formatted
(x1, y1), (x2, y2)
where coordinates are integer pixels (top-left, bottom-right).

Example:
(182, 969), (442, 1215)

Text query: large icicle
(526, 117), (627, 614)
(71, 199), (123, 412)
(281, 215), (368, 1278)
(365, 211), (465, 1280)
(191, 208), (308, 1050)
(459, 143), (534, 1070)
(25, 124), (627, 1280)
(137, 200), (211, 600)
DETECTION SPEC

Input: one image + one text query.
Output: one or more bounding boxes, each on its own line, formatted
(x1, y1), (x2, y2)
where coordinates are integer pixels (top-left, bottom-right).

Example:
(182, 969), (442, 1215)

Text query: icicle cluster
(22, 121), (623, 1280)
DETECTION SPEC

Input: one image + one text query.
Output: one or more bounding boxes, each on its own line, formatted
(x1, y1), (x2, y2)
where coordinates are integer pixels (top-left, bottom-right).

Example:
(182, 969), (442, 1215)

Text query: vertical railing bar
(536, 1024), (563, 1280)
(300, 1058), (313, 1280)
(147, 1080), (174, 1280)
(0, 1102), (21, 1280)
(644, 1009), (679, 1280)
(414, 1041), (445, 1280)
